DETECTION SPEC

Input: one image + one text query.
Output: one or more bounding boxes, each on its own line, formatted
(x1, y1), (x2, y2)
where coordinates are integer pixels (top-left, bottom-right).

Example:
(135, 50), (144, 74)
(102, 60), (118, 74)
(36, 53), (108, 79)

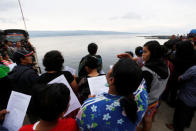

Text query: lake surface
(30, 34), (167, 74)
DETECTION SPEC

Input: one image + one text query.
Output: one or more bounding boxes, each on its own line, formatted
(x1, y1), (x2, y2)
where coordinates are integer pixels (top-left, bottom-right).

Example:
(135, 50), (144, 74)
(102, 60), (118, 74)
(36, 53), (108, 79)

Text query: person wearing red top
(19, 118), (78, 131)
(19, 83), (78, 131)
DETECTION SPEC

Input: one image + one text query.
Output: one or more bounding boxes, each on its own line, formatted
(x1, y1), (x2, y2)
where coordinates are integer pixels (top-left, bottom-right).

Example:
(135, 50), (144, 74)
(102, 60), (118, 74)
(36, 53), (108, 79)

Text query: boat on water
(0, 29), (41, 74)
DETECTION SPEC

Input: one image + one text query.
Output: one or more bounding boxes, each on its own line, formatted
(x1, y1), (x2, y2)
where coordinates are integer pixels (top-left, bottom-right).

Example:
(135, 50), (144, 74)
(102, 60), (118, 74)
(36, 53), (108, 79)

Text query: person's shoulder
(82, 94), (109, 108)
(61, 71), (72, 75)
(190, 65), (196, 70)
(58, 118), (78, 130)
(60, 118), (77, 123)
(61, 71), (74, 78)
(95, 55), (102, 58)
(19, 124), (34, 131)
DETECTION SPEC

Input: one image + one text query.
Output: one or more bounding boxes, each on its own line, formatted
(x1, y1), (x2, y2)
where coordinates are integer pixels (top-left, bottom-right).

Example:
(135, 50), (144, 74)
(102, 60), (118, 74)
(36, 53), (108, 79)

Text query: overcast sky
(0, 0), (196, 34)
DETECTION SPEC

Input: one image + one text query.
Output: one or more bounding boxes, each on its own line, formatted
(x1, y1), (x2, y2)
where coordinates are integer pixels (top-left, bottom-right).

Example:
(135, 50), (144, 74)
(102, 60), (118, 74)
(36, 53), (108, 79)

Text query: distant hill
(29, 30), (138, 37)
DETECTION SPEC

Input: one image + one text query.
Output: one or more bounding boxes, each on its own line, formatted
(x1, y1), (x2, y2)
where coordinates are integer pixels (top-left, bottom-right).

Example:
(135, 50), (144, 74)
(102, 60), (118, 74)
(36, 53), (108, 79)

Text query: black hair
(13, 52), (25, 64)
(43, 50), (64, 71)
(111, 58), (143, 123)
(88, 43), (98, 55)
(135, 46), (143, 57)
(85, 55), (99, 69)
(175, 40), (196, 72)
(4, 40), (8, 44)
(144, 41), (163, 61)
(125, 51), (134, 57)
(1, 51), (8, 59)
(32, 83), (70, 121)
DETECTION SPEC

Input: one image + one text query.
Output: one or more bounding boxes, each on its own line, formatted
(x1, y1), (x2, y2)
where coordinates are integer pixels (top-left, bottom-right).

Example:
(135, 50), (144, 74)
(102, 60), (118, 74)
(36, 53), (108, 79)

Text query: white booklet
(3, 91), (31, 131)
(65, 66), (76, 76)
(48, 75), (81, 116)
(87, 75), (109, 96)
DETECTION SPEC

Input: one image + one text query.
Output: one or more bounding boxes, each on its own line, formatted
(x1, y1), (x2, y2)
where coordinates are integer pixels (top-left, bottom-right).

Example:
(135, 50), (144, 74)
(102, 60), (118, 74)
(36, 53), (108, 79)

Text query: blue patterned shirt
(76, 81), (148, 131)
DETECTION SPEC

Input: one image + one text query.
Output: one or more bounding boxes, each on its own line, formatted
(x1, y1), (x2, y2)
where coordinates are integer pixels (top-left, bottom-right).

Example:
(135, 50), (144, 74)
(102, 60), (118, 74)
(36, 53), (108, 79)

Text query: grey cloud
(122, 12), (142, 20)
(0, 0), (18, 11)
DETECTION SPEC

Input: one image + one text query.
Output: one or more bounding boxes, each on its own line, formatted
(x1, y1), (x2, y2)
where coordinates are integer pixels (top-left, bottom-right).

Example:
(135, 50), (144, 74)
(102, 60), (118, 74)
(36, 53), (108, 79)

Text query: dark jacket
(8, 64), (39, 95)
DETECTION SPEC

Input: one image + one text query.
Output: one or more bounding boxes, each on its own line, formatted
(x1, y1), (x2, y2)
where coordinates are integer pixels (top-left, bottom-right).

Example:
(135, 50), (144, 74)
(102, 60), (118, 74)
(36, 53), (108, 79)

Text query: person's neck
(108, 85), (118, 95)
(47, 71), (57, 73)
(36, 119), (58, 130)
(20, 63), (28, 66)
(88, 69), (99, 77)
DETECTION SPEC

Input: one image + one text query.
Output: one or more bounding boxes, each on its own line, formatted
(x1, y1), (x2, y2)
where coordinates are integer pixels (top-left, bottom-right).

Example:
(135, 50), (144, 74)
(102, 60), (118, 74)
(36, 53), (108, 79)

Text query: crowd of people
(0, 34), (196, 131)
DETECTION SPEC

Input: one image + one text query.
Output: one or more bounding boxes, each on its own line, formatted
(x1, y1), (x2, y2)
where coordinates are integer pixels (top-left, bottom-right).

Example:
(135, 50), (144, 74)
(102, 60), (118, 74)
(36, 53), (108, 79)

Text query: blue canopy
(190, 29), (196, 34)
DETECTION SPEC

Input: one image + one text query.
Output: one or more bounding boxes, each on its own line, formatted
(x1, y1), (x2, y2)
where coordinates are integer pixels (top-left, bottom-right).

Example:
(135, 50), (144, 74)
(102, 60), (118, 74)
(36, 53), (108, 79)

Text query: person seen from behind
(78, 55), (104, 103)
(37, 50), (79, 118)
(166, 41), (196, 131)
(19, 83), (79, 131)
(76, 58), (148, 130)
(78, 43), (103, 79)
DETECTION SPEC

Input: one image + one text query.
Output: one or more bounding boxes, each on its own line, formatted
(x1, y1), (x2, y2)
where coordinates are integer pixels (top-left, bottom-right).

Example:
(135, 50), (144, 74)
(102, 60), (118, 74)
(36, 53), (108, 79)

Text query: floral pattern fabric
(76, 80), (148, 131)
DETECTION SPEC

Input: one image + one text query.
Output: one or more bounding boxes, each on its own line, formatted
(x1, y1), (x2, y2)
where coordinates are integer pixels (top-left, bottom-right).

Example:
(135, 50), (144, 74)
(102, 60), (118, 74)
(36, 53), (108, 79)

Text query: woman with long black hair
(141, 41), (169, 131)
(76, 58), (148, 130)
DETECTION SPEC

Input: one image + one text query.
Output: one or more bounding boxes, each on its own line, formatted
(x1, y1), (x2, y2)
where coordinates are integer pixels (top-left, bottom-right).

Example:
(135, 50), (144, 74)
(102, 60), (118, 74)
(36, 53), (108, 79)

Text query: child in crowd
(19, 83), (78, 131)
(134, 46), (143, 67)
(78, 43), (102, 79)
(78, 55), (104, 103)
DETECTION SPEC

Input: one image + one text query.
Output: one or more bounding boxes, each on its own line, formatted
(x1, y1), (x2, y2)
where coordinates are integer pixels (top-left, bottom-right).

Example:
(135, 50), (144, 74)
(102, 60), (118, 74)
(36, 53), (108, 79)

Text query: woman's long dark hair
(174, 40), (196, 75)
(143, 41), (168, 79)
(111, 58), (143, 123)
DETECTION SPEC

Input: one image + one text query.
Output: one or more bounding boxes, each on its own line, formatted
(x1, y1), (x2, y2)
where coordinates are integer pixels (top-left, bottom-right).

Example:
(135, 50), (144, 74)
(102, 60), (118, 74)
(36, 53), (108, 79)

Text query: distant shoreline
(29, 30), (170, 39)
(137, 35), (170, 39)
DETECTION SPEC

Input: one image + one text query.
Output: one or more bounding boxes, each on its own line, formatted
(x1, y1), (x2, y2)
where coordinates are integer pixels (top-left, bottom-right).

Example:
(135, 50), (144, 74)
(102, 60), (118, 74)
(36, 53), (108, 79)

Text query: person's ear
(108, 77), (115, 85)
(85, 66), (90, 72)
(20, 57), (25, 63)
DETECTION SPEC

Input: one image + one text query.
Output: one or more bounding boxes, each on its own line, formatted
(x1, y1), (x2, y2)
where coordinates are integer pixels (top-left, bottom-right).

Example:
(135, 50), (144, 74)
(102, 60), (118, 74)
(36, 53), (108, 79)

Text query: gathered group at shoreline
(0, 34), (196, 131)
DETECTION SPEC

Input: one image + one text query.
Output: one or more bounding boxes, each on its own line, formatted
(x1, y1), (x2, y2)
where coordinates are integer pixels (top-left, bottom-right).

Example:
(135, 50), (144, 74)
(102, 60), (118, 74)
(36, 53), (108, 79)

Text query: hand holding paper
(3, 91), (31, 131)
(87, 75), (109, 96)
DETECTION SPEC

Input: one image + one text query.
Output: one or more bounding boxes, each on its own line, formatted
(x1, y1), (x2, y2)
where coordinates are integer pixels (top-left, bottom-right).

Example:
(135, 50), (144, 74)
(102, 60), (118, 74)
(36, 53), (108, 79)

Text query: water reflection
(31, 34), (167, 74)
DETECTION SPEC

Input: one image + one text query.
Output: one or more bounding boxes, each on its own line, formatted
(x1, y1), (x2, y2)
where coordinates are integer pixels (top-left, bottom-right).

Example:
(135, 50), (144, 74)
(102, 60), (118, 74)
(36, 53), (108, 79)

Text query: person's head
(125, 51), (134, 57)
(175, 40), (196, 70)
(135, 46), (143, 57)
(43, 50), (64, 72)
(16, 41), (21, 48)
(176, 40), (195, 58)
(85, 55), (99, 73)
(142, 41), (162, 62)
(7, 41), (13, 47)
(107, 58), (143, 123)
(13, 50), (33, 65)
(88, 43), (98, 55)
(32, 83), (70, 121)
(1, 51), (9, 61)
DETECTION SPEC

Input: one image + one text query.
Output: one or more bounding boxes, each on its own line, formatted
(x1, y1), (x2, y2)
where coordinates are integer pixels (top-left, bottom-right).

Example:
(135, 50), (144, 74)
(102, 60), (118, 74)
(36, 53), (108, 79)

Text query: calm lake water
(30, 34), (167, 74)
